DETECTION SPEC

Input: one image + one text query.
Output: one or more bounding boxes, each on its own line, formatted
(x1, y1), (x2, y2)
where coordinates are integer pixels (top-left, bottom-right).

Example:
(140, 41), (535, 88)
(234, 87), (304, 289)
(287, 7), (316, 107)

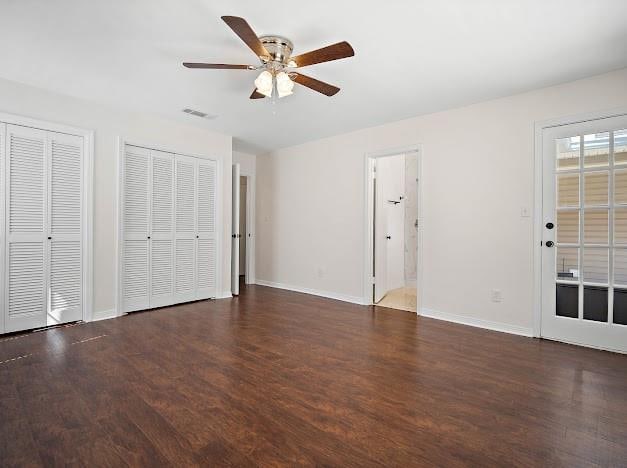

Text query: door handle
(545, 241), (554, 247)
(546, 222), (554, 230)
(386, 236), (391, 240)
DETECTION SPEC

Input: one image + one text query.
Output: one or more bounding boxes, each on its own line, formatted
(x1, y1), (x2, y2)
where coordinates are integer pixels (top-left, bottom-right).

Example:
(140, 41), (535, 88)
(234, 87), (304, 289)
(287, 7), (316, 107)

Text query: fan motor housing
(259, 35), (294, 64)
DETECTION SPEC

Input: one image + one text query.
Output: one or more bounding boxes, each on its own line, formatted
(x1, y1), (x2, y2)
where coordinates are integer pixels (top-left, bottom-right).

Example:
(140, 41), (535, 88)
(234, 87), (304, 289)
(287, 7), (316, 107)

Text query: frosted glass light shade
(276, 71), (294, 98)
(254, 70), (273, 97)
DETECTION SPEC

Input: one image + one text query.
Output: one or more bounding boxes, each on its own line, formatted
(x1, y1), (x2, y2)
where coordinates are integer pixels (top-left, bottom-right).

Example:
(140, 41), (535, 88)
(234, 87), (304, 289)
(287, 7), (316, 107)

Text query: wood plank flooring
(1, 283), (626, 467)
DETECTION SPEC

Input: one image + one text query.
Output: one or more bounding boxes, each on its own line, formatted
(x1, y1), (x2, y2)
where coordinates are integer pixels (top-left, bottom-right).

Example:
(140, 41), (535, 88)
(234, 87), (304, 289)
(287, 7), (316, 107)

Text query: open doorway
(239, 175), (248, 284)
(365, 148), (421, 313)
(232, 161), (255, 296)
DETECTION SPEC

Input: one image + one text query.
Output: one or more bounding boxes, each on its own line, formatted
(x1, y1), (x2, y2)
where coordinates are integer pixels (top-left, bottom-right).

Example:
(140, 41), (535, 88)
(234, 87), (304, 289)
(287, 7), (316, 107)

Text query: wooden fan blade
(290, 41), (354, 68)
(292, 73), (340, 96)
(250, 89), (266, 99)
(221, 16), (270, 60)
(183, 62), (252, 69)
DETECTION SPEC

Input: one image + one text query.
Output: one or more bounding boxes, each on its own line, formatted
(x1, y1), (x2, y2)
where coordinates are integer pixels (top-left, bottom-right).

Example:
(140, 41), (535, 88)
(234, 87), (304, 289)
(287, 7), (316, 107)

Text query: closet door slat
(174, 155), (196, 302)
(48, 133), (83, 325)
(5, 125), (47, 332)
(122, 145), (150, 312)
(150, 150), (175, 307)
(196, 159), (217, 299)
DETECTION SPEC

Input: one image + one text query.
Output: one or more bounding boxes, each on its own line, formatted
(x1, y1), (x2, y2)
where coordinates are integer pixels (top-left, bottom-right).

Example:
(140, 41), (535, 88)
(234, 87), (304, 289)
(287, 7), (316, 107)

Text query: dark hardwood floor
(1, 283), (626, 467)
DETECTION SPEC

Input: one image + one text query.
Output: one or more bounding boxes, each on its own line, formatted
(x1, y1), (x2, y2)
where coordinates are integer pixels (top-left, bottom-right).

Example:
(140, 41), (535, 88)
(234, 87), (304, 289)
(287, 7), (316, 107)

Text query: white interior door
(174, 155), (197, 302)
(150, 150), (175, 307)
(196, 158), (217, 299)
(231, 163), (240, 296)
(47, 132), (83, 325)
(4, 125), (48, 332)
(374, 159), (388, 302)
(122, 145), (150, 312)
(385, 155), (405, 291)
(541, 114), (627, 353)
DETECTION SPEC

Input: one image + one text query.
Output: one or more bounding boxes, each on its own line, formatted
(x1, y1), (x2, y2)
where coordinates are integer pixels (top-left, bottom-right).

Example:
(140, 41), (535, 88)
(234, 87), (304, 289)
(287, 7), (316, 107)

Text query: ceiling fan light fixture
(276, 71), (294, 98)
(183, 16), (354, 101)
(254, 70), (273, 97)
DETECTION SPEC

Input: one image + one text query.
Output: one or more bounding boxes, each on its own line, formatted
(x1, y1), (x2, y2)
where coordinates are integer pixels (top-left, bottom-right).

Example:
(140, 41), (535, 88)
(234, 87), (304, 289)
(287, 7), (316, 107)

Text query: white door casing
(374, 158), (389, 303)
(231, 164), (240, 296)
(541, 114), (627, 353)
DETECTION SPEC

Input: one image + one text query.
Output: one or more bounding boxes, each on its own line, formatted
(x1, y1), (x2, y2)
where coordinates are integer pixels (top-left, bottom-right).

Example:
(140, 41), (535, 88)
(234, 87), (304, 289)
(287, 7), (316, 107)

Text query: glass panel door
(542, 116), (627, 353)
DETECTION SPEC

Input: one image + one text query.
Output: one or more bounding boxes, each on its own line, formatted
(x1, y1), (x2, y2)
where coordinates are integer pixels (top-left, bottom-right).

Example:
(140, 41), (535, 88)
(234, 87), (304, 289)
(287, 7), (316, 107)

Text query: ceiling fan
(183, 16), (354, 100)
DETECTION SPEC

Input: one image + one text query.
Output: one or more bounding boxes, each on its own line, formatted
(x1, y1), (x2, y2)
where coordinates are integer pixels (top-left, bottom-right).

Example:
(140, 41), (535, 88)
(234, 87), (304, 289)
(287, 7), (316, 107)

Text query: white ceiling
(1, 0), (626, 153)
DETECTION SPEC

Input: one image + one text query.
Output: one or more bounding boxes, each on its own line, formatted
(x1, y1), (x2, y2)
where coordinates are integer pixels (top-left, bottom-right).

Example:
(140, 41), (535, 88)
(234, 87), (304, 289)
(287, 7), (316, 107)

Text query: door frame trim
(0, 111), (94, 329)
(115, 137), (223, 316)
(362, 144), (423, 311)
(533, 106), (627, 338)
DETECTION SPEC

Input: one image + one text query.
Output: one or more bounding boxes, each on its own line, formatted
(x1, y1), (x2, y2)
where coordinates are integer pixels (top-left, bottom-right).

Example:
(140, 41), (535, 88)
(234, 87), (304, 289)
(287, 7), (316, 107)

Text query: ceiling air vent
(182, 108), (217, 120)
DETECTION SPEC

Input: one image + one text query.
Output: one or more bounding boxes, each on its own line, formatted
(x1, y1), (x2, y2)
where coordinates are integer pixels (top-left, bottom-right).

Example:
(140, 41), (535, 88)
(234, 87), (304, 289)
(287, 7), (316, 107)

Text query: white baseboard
(420, 307), (534, 337)
(91, 308), (118, 322)
(216, 291), (233, 299)
(255, 279), (367, 305)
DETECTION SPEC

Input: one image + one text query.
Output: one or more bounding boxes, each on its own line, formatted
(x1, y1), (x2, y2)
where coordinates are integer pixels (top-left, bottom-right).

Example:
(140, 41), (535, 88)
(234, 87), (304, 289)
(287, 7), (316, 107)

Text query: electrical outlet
(491, 289), (503, 303)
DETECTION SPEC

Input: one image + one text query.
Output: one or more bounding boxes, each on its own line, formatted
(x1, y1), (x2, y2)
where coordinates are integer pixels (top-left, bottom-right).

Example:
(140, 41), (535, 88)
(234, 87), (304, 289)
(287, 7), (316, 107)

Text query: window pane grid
(554, 130), (626, 323)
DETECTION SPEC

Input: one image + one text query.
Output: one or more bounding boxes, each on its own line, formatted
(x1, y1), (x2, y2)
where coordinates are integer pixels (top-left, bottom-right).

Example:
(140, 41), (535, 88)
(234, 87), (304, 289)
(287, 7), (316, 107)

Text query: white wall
(0, 77), (233, 317)
(256, 67), (627, 333)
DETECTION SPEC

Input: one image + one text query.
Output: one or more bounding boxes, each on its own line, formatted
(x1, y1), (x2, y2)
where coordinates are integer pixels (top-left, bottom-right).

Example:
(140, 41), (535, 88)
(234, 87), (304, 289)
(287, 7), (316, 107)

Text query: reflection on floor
(376, 286), (417, 312)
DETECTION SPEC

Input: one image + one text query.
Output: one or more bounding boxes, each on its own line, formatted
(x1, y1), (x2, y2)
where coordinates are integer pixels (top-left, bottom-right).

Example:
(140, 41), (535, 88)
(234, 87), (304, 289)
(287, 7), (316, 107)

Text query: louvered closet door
(174, 155), (196, 302)
(174, 155), (197, 302)
(150, 150), (175, 307)
(0, 123), (5, 333)
(47, 132), (83, 325)
(122, 145), (150, 312)
(4, 125), (48, 332)
(197, 159), (217, 299)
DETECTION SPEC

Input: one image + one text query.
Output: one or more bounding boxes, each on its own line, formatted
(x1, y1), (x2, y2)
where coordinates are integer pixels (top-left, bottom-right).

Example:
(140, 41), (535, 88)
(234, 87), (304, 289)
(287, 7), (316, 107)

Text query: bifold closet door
(122, 145), (150, 312)
(48, 132), (83, 325)
(150, 150), (175, 307)
(4, 125), (83, 332)
(4, 125), (47, 332)
(196, 159), (217, 299)
(174, 155), (197, 302)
